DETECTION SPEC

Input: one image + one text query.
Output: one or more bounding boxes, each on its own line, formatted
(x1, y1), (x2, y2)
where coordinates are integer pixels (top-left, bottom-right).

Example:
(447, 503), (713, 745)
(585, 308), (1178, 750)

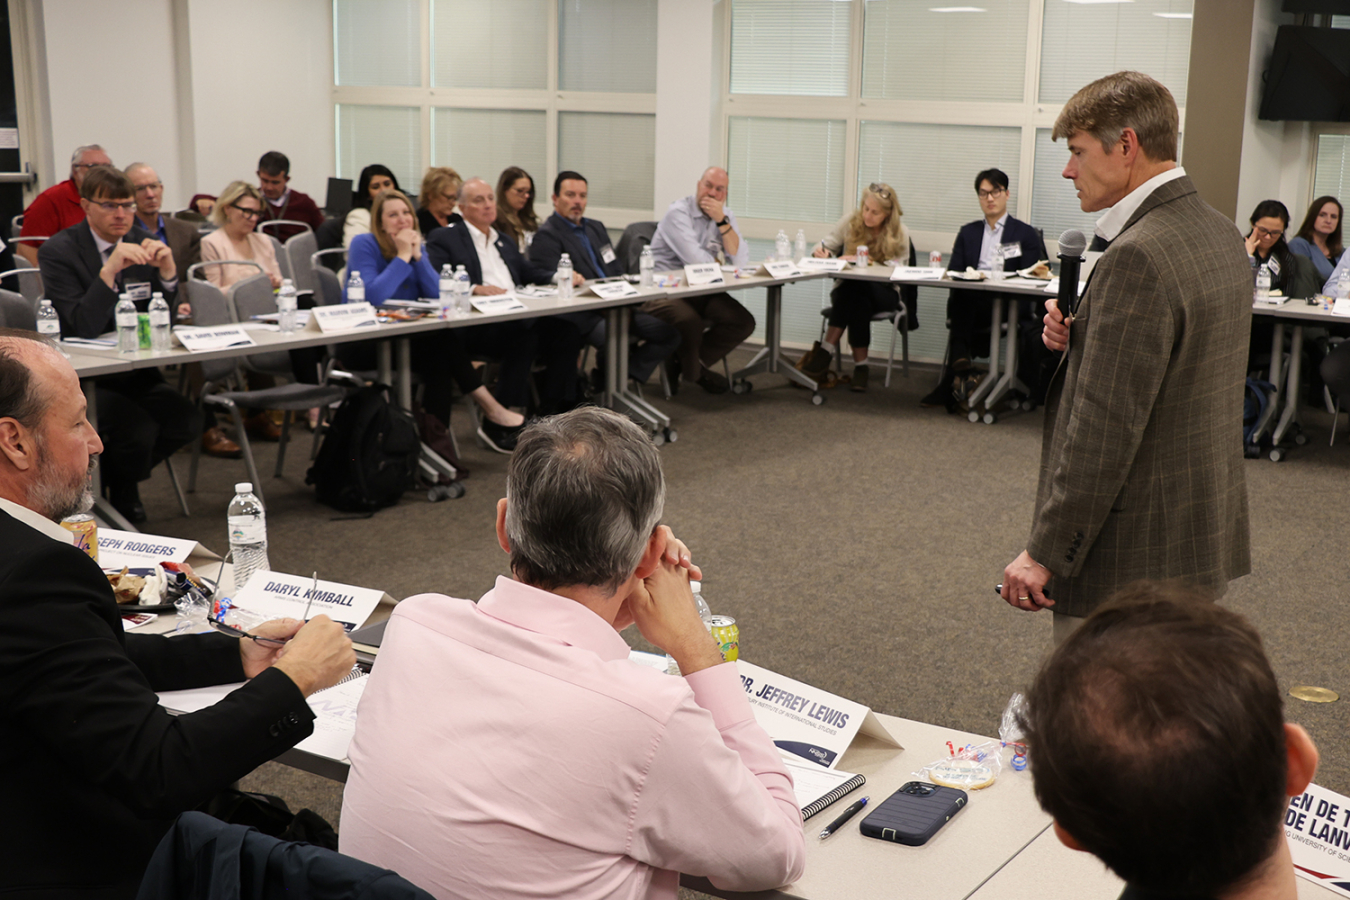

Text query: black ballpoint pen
(819, 796), (869, 839)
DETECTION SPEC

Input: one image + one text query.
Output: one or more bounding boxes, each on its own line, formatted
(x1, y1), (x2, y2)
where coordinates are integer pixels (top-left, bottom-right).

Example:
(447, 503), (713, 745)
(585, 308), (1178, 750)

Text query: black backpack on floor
(306, 384), (419, 513)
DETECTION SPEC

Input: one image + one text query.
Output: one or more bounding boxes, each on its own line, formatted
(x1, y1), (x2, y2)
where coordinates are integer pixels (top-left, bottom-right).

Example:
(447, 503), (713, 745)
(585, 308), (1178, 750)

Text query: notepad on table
(784, 758), (866, 819)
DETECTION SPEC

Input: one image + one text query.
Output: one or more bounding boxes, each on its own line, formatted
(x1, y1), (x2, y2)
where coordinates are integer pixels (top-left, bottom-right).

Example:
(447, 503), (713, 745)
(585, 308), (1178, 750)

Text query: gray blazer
(1027, 175), (1252, 617)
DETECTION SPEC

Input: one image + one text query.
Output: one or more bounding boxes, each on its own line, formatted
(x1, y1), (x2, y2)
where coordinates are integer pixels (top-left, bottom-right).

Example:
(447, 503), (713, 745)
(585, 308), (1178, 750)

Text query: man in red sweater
(256, 151), (326, 242)
(16, 144), (111, 266)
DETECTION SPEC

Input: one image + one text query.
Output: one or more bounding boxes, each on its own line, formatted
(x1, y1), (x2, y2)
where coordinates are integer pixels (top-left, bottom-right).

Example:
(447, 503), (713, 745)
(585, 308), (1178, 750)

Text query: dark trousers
(945, 288), (995, 364)
(641, 292), (755, 380)
(337, 331), (482, 428)
(96, 370), (201, 489)
(827, 280), (900, 350)
(459, 320), (536, 409)
(530, 315), (587, 408)
(568, 309), (681, 384)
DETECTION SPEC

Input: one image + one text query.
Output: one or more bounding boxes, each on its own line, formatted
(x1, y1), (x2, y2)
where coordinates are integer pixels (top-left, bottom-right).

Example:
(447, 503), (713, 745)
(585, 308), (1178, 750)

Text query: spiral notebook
(785, 759), (866, 819)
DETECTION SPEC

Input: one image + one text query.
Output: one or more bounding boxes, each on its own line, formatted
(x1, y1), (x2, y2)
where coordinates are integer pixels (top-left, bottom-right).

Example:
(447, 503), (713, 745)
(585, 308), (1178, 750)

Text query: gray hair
(505, 407), (665, 595)
(70, 144), (106, 167)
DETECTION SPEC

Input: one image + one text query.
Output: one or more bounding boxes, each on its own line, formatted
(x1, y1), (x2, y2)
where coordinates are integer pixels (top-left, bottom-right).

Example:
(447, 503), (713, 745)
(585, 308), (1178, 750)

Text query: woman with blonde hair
(796, 182), (915, 392)
(199, 180), (283, 289)
(417, 166), (463, 234)
(494, 166), (538, 249)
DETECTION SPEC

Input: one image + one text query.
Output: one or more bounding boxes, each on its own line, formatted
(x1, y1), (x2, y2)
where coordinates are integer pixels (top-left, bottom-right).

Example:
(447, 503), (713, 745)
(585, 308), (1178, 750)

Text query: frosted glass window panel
(557, 112), (655, 209)
(558, 0), (657, 93)
(432, 0), (548, 89)
(334, 0), (420, 87)
(1029, 128), (1099, 248)
(1333, 15), (1350, 27)
(727, 117), (846, 222)
(729, 0), (851, 96)
(862, 0), (1029, 102)
(1039, 0), (1193, 106)
(856, 122), (1021, 234)
(432, 109), (547, 193)
(1313, 134), (1350, 202)
(336, 105), (423, 191)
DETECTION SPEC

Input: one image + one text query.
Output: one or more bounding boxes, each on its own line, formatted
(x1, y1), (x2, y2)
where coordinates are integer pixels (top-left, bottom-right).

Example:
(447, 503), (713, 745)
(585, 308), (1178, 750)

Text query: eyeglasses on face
(1254, 225), (1284, 239)
(868, 183), (892, 200)
(134, 182), (164, 194)
(232, 205), (263, 219)
(92, 200), (137, 212)
(977, 187), (1007, 199)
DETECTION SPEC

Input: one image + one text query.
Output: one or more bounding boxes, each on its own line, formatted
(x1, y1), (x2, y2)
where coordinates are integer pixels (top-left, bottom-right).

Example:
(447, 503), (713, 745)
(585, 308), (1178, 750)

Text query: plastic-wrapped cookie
(928, 757), (996, 790)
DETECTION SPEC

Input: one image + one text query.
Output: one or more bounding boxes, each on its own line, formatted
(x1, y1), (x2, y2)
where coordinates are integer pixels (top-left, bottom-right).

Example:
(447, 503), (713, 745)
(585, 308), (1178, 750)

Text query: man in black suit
(38, 166), (201, 522)
(0, 328), (356, 899)
(921, 168), (1049, 411)
(531, 171), (679, 389)
(425, 177), (585, 417)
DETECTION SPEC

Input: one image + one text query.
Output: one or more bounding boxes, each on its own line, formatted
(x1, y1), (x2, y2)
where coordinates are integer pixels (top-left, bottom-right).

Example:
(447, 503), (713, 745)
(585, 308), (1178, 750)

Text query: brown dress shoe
(244, 412), (282, 442)
(202, 427), (243, 459)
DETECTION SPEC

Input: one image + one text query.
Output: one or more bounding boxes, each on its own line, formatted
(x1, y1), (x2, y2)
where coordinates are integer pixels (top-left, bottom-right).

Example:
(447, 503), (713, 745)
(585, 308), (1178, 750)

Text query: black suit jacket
(0, 509), (316, 898)
(425, 217), (553, 288)
(948, 215), (1048, 323)
(530, 213), (622, 281)
(39, 220), (179, 339)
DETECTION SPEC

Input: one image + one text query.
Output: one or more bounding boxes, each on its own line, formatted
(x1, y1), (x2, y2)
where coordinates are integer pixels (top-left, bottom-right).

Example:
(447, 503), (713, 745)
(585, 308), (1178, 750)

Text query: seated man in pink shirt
(340, 407), (806, 900)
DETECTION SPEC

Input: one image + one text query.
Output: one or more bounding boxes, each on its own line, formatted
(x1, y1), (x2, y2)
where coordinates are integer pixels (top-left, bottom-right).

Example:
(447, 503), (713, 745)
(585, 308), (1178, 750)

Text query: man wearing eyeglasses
(15, 144), (112, 267)
(37, 166), (197, 523)
(125, 163), (200, 283)
(921, 168), (1047, 411)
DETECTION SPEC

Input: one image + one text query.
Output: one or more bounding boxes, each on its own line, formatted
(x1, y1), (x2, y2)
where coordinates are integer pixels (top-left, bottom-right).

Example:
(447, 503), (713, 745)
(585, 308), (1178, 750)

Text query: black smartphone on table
(858, 782), (967, 846)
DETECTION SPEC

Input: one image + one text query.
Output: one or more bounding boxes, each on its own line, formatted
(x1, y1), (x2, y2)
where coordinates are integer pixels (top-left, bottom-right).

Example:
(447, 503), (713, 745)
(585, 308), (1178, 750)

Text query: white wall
(653, 0), (721, 213)
(1233, 0), (1293, 227)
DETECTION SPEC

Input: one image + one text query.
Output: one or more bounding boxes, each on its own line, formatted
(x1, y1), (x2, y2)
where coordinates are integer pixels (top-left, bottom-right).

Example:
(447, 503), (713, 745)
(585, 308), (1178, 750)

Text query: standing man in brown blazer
(1001, 72), (1252, 641)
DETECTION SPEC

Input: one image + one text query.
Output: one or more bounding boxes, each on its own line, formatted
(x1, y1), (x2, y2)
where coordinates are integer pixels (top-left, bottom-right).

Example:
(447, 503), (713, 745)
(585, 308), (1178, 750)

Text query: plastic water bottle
(794, 229), (807, 262)
(115, 294), (138, 353)
(557, 253), (574, 300)
(148, 292), (172, 351)
(665, 580), (715, 676)
(227, 482), (269, 589)
(347, 269), (365, 303)
(989, 244), (1005, 281)
(775, 230), (790, 262)
(438, 264), (454, 316)
(276, 279), (298, 334)
(639, 246), (655, 288)
(454, 265), (471, 317)
(36, 298), (60, 340)
(1336, 267), (1350, 301)
(1255, 264), (1271, 303)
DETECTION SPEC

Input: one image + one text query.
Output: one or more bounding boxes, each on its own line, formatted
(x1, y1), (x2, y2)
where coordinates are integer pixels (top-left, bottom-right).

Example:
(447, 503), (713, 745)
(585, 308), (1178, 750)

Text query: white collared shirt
(977, 213), (1008, 271)
(1094, 166), (1188, 243)
(266, 188), (290, 208)
(0, 497), (75, 545)
(465, 221), (515, 291)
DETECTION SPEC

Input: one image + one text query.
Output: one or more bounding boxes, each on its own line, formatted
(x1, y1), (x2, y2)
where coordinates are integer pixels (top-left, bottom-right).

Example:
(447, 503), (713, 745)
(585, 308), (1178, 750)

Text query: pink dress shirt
(340, 577), (805, 900)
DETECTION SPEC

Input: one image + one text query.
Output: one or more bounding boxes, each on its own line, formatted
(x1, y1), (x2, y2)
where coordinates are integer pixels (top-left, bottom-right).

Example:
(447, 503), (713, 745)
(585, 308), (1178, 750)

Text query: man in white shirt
(644, 167), (755, 394)
(1000, 71), (1251, 640)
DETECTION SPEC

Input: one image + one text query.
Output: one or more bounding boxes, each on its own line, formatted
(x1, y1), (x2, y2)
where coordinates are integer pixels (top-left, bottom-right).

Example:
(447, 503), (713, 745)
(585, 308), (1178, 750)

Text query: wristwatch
(717, 217), (730, 228)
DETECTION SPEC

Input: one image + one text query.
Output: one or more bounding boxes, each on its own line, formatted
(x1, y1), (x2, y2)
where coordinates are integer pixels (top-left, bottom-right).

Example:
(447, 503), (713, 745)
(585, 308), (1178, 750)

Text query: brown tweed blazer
(163, 214), (202, 278)
(1027, 175), (1252, 618)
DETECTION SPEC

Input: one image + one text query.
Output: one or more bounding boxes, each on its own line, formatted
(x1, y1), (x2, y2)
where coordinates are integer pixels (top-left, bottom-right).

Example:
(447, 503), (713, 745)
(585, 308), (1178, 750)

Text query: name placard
(173, 326), (256, 352)
(683, 263), (725, 286)
(1286, 782), (1350, 897)
(470, 293), (528, 314)
(890, 266), (946, 281)
(585, 280), (640, 299)
(306, 302), (379, 333)
(756, 260), (803, 279)
(1334, 298), (1350, 317)
(233, 570), (392, 633)
(99, 528), (220, 570)
(737, 660), (902, 768)
(796, 257), (848, 273)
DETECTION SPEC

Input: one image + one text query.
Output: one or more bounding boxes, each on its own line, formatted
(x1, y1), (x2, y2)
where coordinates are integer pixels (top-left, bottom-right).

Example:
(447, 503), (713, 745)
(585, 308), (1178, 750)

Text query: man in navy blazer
(38, 166), (198, 522)
(922, 168), (1049, 411)
(426, 178), (584, 414)
(530, 171), (679, 387)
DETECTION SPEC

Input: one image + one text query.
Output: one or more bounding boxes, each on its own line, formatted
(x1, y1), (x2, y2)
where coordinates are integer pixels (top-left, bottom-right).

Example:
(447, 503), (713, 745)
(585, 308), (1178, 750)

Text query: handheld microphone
(1056, 229), (1087, 320)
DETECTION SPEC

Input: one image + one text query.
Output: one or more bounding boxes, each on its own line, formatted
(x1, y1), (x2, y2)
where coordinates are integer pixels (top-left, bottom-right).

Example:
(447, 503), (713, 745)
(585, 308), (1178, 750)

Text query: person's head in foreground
(1021, 582), (1319, 899)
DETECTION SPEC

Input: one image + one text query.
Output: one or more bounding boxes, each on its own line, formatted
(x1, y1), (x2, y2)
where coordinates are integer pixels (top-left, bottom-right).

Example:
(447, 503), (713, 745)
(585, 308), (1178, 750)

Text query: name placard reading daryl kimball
(306, 302), (379, 333)
(234, 571), (391, 633)
(683, 263), (725, 286)
(737, 660), (901, 768)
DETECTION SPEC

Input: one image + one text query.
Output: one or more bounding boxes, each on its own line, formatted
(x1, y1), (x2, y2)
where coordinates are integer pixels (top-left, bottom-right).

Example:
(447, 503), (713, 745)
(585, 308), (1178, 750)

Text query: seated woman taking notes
(341, 189), (526, 456)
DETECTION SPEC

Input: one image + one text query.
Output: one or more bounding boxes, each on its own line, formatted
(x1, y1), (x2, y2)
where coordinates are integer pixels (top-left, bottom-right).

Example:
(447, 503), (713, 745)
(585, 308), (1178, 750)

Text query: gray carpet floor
(139, 348), (1350, 838)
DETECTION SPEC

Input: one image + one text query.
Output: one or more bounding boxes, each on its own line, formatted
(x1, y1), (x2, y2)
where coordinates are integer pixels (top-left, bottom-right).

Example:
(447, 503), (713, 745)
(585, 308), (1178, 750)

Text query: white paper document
(232, 570), (392, 632)
(736, 660), (901, 768)
(471, 294), (528, 313)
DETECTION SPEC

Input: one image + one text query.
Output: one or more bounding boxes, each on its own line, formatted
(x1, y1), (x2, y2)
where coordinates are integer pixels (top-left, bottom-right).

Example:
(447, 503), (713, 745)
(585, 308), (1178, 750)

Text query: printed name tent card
(1286, 782), (1350, 898)
(584, 280), (640, 299)
(306, 302), (379, 333)
(172, 325), (256, 352)
(470, 293), (528, 314)
(99, 528), (220, 571)
(233, 571), (392, 633)
(796, 257), (848, 273)
(736, 660), (902, 768)
(891, 266), (946, 281)
(683, 263), (725, 286)
(755, 259), (803, 278)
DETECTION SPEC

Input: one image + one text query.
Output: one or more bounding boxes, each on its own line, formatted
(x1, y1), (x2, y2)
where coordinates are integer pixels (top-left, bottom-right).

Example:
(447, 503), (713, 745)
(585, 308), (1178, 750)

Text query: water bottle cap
(691, 580), (702, 593)
(282, 278), (293, 286)
(235, 482), (253, 493)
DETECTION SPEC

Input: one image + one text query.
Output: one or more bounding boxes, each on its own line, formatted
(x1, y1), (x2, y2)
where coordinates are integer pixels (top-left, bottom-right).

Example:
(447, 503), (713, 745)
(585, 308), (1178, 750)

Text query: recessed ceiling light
(1153, 11), (1193, 17)
(929, 6), (987, 10)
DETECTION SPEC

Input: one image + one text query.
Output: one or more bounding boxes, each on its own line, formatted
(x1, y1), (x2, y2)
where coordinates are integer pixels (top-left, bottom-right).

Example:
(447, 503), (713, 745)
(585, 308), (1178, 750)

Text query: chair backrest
(181, 279), (238, 383)
(0, 267), (43, 306)
(257, 219), (311, 239)
(311, 248), (347, 306)
(265, 234), (292, 283)
(285, 230), (319, 295)
(228, 272), (293, 377)
(616, 221), (658, 275)
(10, 214), (22, 240)
(0, 288), (35, 330)
(187, 259), (265, 285)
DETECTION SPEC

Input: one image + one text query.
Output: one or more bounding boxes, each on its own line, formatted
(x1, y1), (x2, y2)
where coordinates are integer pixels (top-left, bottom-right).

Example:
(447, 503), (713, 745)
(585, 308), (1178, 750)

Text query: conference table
(1249, 297), (1348, 460)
